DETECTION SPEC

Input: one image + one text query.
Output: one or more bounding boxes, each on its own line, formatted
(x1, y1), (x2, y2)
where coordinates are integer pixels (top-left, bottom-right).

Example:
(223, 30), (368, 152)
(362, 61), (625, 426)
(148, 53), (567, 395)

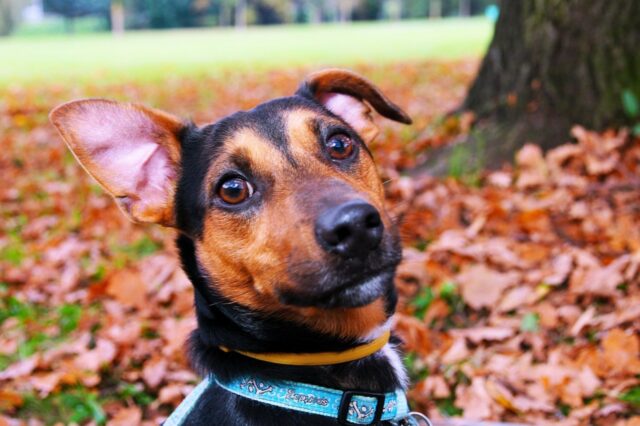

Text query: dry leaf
(142, 356), (168, 389)
(456, 265), (519, 309)
(106, 269), (148, 310)
(107, 407), (142, 426)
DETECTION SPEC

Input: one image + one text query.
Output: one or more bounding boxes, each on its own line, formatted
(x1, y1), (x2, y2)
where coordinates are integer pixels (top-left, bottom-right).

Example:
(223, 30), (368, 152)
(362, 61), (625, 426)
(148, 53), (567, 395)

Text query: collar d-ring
(395, 412), (433, 426)
(409, 412), (433, 426)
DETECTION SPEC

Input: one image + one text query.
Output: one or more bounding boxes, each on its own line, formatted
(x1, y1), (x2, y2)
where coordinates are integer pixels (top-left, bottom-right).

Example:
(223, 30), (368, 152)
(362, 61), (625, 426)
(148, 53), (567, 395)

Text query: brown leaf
(615, 417), (640, 426)
(74, 339), (117, 372)
(601, 328), (640, 376)
(107, 407), (142, 426)
(418, 375), (450, 399)
(441, 337), (469, 364)
(454, 327), (515, 344)
(498, 286), (534, 312)
(106, 268), (147, 309)
(570, 255), (627, 297)
(455, 377), (496, 419)
(0, 389), (23, 411)
(456, 264), (519, 309)
(160, 317), (196, 357)
(0, 356), (38, 380)
(544, 253), (573, 286)
(30, 372), (64, 397)
(142, 356), (168, 389)
(158, 383), (192, 405)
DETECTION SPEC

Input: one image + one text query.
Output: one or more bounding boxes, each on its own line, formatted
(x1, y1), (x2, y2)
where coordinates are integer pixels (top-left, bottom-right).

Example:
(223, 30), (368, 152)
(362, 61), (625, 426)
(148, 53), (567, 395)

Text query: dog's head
(50, 69), (411, 340)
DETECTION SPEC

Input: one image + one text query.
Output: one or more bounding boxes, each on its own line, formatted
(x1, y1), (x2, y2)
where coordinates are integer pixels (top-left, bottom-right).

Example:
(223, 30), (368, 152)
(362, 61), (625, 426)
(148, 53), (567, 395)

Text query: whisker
(382, 178), (397, 186)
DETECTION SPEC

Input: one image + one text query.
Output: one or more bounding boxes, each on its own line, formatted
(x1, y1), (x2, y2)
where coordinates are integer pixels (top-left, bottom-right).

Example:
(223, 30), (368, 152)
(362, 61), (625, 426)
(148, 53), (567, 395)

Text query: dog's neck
(177, 235), (407, 393)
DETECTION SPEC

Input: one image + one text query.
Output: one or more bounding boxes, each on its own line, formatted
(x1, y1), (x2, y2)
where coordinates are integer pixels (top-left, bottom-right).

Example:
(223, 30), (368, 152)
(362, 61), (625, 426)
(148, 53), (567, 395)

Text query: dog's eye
(217, 177), (254, 205)
(325, 134), (354, 160)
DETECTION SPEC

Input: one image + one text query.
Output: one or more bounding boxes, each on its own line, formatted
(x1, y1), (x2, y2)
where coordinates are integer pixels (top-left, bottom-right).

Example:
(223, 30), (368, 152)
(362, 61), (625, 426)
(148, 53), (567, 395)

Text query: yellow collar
(219, 330), (390, 366)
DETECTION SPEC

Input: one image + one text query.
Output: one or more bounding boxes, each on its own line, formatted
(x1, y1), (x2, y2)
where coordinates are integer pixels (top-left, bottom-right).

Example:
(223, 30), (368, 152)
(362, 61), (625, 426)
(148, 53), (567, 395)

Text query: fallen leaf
(0, 356), (38, 380)
(455, 327), (515, 344)
(142, 356), (168, 389)
(456, 264), (519, 309)
(107, 407), (142, 426)
(601, 328), (640, 376)
(0, 389), (23, 411)
(74, 339), (117, 372)
(106, 269), (147, 309)
(455, 377), (496, 419)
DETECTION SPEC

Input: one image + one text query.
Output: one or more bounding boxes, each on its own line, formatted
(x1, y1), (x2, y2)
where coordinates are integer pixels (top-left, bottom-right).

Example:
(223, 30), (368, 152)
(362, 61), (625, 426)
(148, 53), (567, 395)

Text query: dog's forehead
(212, 95), (327, 147)
(198, 95), (348, 173)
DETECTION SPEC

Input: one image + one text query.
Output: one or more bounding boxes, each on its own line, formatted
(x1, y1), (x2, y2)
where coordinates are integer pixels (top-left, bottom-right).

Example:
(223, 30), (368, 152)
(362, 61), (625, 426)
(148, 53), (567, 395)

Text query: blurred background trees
(42, 0), (109, 31)
(0, 0), (29, 35)
(2, 0), (498, 34)
(8, 0), (636, 173)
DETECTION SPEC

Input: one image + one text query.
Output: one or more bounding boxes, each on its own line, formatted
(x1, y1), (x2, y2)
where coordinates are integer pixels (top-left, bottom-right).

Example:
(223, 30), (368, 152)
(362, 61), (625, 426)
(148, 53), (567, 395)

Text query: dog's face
(50, 70), (411, 339)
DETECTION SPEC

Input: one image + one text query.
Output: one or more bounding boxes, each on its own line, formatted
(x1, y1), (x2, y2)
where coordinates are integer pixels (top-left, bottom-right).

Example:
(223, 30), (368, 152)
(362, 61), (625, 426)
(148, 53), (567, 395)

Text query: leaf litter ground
(0, 61), (638, 425)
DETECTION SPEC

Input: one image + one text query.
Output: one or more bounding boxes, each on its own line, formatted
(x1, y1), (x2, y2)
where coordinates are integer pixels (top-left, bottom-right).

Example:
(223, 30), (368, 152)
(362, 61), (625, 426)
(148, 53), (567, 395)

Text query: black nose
(315, 201), (384, 258)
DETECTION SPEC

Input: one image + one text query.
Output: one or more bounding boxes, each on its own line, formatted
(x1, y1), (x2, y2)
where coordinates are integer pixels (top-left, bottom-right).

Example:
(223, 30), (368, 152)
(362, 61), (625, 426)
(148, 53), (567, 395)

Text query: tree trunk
(429, 0), (442, 18)
(0, 0), (15, 36)
(337, 0), (355, 22)
(384, 0), (401, 21)
(422, 0), (640, 175)
(459, 0), (470, 17)
(110, 0), (125, 36)
(235, 0), (247, 28)
(219, 2), (231, 26)
(307, 1), (321, 24)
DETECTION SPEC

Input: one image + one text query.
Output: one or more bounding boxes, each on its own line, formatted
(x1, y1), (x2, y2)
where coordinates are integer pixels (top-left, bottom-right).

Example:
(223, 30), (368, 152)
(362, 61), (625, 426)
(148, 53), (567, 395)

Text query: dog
(50, 69), (418, 426)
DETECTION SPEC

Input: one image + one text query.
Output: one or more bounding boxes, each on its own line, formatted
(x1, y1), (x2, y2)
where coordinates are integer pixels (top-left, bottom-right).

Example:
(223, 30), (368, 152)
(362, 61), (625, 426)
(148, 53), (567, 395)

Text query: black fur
(172, 94), (406, 425)
(178, 236), (404, 426)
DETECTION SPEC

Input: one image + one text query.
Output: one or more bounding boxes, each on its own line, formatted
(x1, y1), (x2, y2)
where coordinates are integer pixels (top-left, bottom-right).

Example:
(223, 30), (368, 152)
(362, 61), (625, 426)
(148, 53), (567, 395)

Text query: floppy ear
(299, 69), (412, 143)
(49, 99), (184, 227)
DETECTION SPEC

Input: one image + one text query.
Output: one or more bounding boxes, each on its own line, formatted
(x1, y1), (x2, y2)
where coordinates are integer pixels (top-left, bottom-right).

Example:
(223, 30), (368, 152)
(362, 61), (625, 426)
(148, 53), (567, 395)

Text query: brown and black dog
(50, 69), (412, 425)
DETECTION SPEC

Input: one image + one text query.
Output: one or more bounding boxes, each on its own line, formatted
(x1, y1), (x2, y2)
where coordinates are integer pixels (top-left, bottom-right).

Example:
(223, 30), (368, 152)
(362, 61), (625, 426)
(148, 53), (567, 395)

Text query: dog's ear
(49, 99), (183, 227)
(299, 69), (412, 143)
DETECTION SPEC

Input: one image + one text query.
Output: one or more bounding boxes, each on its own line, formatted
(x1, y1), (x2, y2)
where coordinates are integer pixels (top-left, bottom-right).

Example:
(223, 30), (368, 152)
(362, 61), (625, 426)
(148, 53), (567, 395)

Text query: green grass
(0, 18), (492, 86)
(13, 16), (108, 37)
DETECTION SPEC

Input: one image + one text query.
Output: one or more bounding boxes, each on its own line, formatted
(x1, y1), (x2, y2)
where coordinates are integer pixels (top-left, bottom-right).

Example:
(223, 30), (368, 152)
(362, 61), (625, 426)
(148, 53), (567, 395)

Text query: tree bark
(306, 1), (321, 24)
(459, 0), (470, 17)
(110, 0), (125, 36)
(235, 0), (247, 28)
(337, 0), (356, 22)
(423, 0), (640, 174)
(0, 0), (14, 36)
(429, 0), (442, 18)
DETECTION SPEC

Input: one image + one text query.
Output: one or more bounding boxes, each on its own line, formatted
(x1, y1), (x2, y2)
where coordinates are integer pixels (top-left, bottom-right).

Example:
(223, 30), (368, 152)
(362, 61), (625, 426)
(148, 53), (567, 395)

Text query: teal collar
(163, 375), (415, 425)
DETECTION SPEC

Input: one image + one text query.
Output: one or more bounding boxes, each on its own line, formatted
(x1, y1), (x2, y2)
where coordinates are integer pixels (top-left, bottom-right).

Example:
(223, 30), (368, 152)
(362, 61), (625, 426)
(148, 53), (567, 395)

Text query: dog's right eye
(217, 177), (254, 205)
(325, 134), (354, 160)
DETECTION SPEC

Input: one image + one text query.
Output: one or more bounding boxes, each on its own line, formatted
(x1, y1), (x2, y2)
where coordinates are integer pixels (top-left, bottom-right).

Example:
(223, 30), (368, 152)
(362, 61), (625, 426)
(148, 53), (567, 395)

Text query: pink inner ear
(60, 102), (177, 222)
(318, 93), (380, 143)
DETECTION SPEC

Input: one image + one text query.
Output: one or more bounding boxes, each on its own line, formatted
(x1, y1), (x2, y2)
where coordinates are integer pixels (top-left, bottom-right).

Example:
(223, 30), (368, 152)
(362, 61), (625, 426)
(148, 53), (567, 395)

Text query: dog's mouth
(277, 267), (396, 308)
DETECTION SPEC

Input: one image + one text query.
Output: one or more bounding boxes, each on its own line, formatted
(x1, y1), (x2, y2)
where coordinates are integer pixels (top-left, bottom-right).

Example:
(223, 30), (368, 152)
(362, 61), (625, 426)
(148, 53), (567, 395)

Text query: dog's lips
(326, 270), (391, 307)
(277, 268), (395, 308)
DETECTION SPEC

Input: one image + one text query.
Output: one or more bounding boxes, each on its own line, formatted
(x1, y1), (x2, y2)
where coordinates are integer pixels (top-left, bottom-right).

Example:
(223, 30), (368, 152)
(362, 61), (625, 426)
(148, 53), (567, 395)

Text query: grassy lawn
(0, 17), (492, 86)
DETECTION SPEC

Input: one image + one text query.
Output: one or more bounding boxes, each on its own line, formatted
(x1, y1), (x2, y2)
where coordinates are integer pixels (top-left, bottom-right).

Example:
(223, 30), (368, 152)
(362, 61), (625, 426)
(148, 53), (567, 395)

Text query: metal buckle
(337, 390), (386, 425)
(408, 412), (433, 426)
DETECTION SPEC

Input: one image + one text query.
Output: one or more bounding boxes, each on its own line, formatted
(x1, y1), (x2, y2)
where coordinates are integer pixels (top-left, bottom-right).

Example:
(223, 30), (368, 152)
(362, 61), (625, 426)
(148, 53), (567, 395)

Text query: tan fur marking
(198, 113), (392, 340)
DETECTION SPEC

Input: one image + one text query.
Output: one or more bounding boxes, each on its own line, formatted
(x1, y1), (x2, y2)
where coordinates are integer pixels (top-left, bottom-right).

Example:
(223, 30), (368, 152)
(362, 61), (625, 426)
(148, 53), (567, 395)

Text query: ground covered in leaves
(1, 61), (638, 426)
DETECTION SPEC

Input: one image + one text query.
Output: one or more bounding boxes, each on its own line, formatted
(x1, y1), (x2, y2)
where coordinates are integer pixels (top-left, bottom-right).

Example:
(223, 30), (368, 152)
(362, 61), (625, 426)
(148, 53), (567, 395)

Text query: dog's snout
(315, 201), (384, 258)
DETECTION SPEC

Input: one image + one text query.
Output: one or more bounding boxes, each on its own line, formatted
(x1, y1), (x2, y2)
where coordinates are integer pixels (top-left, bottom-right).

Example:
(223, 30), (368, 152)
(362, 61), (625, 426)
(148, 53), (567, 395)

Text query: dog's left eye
(217, 177), (254, 205)
(325, 134), (354, 160)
